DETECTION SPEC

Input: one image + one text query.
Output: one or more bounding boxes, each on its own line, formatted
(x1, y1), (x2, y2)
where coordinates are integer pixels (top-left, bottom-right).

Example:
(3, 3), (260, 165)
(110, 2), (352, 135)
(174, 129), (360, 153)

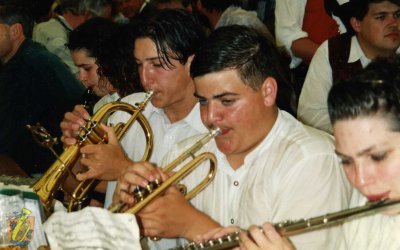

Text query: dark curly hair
(96, 22), (143, 97)
(67, 17), (142, 97)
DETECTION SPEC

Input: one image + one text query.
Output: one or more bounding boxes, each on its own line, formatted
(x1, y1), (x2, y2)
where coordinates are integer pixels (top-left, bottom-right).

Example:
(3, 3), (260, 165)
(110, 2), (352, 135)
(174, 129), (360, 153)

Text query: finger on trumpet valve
(133, 179), (161, 201)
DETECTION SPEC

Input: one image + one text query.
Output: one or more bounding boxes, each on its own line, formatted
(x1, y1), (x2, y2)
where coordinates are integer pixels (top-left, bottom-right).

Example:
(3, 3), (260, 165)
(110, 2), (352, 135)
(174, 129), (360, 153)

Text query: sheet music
(44, 207), (141, 250)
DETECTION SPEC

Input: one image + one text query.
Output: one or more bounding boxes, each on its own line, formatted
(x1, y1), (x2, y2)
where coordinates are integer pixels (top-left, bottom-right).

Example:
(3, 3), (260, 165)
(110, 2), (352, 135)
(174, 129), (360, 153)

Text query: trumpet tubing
(32, 145), (80, 215)
(172, 198), (400, 250)
(112, 128), (221, 215)
(32, 92), (154, 214)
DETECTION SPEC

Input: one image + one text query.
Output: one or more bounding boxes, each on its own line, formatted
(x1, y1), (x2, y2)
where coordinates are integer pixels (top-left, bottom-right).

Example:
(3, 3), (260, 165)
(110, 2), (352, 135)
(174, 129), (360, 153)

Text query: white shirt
(104, 92), (207, 250)
(165, 110), (352, 250)
(337, 191), (400, 250)
(93, 92), (121, 113)
(33, 16), (78, 75)
(297, 35), (372, 133)
(216, 6), (274, 42)
(275, 0), (347, 68)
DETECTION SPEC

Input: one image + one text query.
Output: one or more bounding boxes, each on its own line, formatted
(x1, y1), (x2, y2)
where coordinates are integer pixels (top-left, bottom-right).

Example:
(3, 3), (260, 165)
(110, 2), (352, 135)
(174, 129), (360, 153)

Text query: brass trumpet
(110, 128), (220, 214)
(31, 91), (154, 215)
(172, 198), (400, 250)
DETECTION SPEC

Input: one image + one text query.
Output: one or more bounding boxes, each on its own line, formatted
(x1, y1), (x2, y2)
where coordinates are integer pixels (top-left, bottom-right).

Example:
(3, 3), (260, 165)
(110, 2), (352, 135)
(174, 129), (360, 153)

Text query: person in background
(196, 0), (274, 41)
(275, 0), (348, 101)
(33, 0), (114, 76)
(116, 25), (350, 249)
(65, 17), (141, 113)
(115, 0), (154, 21)
(298, 0), (400, 133)
(0, 4), (84, 175)
(61, 17), (142, 207)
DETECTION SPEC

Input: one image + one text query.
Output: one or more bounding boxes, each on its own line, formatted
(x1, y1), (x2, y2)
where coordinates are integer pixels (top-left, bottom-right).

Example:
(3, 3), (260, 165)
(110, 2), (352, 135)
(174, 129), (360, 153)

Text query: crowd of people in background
(1, 0), (400, 249)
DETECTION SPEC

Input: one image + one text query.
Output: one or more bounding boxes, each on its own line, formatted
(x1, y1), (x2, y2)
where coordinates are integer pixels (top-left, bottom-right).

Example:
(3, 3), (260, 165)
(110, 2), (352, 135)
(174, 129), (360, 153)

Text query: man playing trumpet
(116, 25), (352, 249)
(60, 8), (209, 249)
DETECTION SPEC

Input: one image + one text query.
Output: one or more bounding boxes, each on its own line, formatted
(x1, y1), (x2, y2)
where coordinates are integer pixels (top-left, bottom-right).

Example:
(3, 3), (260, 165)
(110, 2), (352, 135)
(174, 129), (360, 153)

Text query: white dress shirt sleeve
(275, 0), (308, 68)
(297, 41), (333, 133)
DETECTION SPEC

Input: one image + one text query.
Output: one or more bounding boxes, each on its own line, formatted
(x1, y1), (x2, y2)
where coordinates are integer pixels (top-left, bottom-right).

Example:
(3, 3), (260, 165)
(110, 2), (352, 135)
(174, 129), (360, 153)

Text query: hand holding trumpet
(77, 124), (131, 181)
(114, 164), (220, 239)
(60, 104), (90, 146)
(111, 128), (222, 240)
(60, 105), (135, 181)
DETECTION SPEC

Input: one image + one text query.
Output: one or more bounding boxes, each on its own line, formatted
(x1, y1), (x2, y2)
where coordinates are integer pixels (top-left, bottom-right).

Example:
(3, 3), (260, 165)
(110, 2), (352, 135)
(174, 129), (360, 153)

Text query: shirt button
(233, 181), (239, 186)
(230, 219), (235, 224)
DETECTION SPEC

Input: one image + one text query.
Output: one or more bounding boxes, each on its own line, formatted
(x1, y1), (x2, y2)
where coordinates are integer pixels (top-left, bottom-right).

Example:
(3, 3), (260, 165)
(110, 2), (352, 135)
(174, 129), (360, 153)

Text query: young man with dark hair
(60, 9), (208, 249)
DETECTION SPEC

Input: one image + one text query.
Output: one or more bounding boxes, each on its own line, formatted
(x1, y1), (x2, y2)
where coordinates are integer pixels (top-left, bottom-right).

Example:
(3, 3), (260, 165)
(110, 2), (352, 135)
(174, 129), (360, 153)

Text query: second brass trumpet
(111, 128), (221, 214)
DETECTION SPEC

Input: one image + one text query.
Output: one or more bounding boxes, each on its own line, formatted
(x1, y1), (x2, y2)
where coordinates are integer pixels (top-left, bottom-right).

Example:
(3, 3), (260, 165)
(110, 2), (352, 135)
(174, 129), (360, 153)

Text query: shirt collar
(151, 102), (207, 133)
(349, 35), (372, 67)
(56, 15), (73, 31)
(238, 109), (285, 170)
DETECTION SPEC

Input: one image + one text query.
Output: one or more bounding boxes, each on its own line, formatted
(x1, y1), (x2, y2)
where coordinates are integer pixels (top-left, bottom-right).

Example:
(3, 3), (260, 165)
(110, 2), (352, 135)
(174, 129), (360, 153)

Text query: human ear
(350, 17), (362, 33)
(9, 23), (24, 39)
(261, 77), (277, 107)
(185, 54), (195, 74)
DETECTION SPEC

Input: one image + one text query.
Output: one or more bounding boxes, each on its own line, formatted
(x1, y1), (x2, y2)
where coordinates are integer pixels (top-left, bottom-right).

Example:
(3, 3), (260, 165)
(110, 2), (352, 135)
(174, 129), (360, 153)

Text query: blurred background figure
(196, 0), (273, 40)
(0, 3), (85, 176)
(33, 0), (114, 76)
(114, 0), (154, 21)
(298, 0), (400, 133)
(275, 0), (349, 102)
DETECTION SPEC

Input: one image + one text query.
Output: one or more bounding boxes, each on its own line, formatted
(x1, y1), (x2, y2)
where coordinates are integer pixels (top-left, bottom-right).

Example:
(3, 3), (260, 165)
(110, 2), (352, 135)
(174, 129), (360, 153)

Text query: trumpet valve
(176, 184), (187, 196)
(133, 179), (161, 201)
(79, 121), (108, 145)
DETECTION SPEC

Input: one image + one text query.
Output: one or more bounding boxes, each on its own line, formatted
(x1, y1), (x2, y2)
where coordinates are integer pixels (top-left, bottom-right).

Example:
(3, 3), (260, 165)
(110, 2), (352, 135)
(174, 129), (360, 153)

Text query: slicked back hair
(350, 0), (400, 21)
(328, 55), (400, 132)
(190, 25), (295, 115)
(134, 8), (207, 69)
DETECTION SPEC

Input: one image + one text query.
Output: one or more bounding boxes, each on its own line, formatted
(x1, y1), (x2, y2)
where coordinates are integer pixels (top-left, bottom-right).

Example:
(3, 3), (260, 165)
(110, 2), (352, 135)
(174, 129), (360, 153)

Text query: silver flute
(171, 198), (400, 250)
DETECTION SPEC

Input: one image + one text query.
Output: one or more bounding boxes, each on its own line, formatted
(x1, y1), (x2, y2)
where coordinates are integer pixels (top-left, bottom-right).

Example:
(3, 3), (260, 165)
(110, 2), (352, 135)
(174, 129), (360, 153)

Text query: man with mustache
(298, 0), (400, 133)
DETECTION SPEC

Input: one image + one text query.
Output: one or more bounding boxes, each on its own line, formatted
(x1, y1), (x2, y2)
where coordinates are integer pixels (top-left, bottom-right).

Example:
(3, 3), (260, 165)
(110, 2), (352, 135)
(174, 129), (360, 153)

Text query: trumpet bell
(31, 92), (154, 215)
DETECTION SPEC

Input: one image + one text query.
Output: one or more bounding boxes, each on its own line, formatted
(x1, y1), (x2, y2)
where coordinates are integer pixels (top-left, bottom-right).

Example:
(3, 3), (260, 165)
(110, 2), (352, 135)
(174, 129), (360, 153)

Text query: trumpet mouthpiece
(210, 127), (221, 137)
